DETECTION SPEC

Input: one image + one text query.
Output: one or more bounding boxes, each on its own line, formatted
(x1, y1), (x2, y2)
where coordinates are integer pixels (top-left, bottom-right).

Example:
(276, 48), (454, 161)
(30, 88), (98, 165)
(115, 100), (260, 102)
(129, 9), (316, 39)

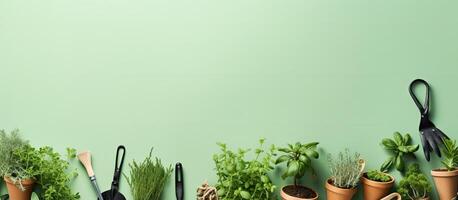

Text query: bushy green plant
(380, 132), (419, 172)
(275, 142), (319, 187)
(125, 148), (173, 200)
(213, 139), (276, 200)
(14, 145), (79, 200)
(441, 139), (458, 171)
(366, 170), (391, 182)
(397, 164), (431, 200)
(327, 149), (363, 189)
(0, 129), (30, 187)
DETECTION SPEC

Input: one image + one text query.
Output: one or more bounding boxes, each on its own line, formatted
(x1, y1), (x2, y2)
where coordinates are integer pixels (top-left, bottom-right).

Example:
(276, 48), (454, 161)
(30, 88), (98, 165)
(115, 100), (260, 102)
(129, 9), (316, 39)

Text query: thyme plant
(327, 149), (362, 189)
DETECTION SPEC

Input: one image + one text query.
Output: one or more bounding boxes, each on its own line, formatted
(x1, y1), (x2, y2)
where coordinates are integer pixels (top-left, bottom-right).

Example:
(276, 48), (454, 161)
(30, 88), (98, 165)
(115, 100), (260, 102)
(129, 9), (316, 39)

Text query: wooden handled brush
(78, 151), (104, 200)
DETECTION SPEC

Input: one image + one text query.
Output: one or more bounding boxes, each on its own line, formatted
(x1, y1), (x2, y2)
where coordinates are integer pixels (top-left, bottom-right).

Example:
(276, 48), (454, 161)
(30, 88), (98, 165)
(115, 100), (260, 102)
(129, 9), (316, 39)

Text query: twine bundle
(197, 181), (218, 200)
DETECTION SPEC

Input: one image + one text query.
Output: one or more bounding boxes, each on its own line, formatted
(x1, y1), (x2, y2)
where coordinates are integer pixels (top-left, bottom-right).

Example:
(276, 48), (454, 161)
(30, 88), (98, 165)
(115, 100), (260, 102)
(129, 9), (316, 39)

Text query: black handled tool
(175, 163), (184, 200)
(409, 79), (449, 161)
(101, 145), (127, 200)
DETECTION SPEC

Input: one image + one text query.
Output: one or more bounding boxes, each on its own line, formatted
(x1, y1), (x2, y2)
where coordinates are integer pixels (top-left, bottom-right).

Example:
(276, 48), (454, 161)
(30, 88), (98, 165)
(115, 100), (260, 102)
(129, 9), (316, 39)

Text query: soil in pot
(281, 185), (318, 200)
(431, 168), (458, 200)
(361, 173), (395, 200)
(4, 177), (35, 200)
(325, 179), (357, 200)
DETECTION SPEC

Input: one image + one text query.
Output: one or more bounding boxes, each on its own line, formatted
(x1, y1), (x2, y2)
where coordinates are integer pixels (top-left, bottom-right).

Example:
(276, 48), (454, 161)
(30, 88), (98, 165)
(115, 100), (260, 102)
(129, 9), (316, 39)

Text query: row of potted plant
(200, 132), (458, 200)
(0, 129), (173, 200)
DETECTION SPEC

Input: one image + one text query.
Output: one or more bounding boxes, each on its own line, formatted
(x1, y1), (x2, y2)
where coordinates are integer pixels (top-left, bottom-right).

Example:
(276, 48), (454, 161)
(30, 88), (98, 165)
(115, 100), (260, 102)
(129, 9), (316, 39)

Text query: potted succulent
(213, 139), (276, 200)
(0, 129), (34, 200)
(275, 142), (319, 200)
(0, 130), (80, 200)
(326, 149), (364, 200)
(397, 164), (431, 200)
(431, 139), (458, 200)
(361, 132), (419, 200)
(124, 148), (173, 200)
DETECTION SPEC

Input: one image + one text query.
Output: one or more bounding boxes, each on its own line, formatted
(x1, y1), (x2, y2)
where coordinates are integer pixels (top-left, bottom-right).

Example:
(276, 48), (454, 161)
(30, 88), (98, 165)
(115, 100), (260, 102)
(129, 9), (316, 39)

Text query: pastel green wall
(1, 0), (458, 199)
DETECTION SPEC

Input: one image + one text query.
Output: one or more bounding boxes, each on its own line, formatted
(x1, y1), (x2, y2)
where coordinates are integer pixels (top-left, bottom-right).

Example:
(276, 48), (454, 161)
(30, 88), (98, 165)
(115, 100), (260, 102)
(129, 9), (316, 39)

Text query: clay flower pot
(4, 177), (35, 200)
(280, 185), (318, 200)
(325, 179), (357, 200)
(431, 168), (458, 200)
(361, 172), (395, 200)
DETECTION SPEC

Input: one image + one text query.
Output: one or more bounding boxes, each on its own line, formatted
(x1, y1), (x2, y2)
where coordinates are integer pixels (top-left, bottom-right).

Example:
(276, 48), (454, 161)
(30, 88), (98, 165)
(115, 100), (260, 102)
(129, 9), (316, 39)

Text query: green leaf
(275, 155), (290, 164)
(402, 133), (411, 144)
(395, 154), (404, 171)
(406, 145), (419, 153)
(382, 139), (398, 150)
(393, 132), (403, 145)
(286, 161), (299, 177)
(240, 191), (251, 199)
(380, 157), (394, 172)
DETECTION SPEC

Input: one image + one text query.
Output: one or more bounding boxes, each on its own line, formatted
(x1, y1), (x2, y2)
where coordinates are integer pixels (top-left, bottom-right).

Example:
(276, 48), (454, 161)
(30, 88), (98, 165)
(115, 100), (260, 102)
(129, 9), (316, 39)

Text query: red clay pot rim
(280, 185), (319, 200)
(431, 168), (458, 177)
(325, 178), (357, 194)
(361, 172), (395, 188)
(3, 176), (35, 185)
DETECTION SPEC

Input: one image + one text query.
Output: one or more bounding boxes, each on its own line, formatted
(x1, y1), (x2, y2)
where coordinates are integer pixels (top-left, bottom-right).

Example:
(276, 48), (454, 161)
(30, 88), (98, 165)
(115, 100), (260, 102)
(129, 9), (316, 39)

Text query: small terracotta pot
(4, 177), (35, 200)
(280, 185), (318, 200)
(431, 168), (458, 200)
(361, 172), (395, 200)
(325, 179), (357, 200)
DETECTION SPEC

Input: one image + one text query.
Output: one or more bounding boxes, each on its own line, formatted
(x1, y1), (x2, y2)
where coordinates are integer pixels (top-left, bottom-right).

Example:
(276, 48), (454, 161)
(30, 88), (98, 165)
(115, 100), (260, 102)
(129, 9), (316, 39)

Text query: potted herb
(0, 130), (33, 200)
(397, 163), (431, 200)
(275, 142), (319, 200)
(361, 132), (419, 200)
(325, 149), (364, 200)
(0, 130), (80, 200)
(431, 139), (458, 200)
(213, 139), (276, 200)
(124, 148), (173, 200)
(15, 145), (80, 200)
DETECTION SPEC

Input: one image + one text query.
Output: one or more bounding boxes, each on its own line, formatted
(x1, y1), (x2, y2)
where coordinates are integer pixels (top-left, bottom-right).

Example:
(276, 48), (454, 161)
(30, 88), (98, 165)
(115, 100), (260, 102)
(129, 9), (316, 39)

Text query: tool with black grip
(409, 79), (449, 161)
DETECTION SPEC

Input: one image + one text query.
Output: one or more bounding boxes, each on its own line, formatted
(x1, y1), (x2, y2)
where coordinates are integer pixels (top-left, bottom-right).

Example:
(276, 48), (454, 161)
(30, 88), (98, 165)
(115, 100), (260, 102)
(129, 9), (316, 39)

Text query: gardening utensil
(78, 151), (104, 200)
(101, 145), (127, 200)
(409, 79), (449, 161)
(175, 162), (184, 200)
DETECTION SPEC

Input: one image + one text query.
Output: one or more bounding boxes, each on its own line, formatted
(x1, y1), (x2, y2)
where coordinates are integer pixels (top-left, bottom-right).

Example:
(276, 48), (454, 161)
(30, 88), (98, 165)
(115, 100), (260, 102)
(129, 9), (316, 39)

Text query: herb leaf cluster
(213, 139), (276, 200)
(380, 132), (419, 172)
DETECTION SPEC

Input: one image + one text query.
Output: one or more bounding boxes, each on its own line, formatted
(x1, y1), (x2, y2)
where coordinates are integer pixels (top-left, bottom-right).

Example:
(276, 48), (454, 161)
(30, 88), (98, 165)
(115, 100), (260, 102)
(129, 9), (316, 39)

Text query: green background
(1, 0), (458, 199)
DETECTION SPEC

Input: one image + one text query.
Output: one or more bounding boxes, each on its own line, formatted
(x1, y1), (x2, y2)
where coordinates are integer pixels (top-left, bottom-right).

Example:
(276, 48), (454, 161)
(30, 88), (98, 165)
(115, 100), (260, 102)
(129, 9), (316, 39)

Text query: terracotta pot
(280, 185), (318, 200)
(325, 179), (357, 200)
(4, 177), (35, 200)
(431, 168), (458, 200)
(361, 172), (395, 200)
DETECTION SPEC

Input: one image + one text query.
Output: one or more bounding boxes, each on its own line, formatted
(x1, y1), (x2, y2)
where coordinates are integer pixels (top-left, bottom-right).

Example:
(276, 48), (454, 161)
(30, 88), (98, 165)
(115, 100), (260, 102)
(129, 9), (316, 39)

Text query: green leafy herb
(275, 142), (319, 187)
(0, 129), (31, 187)
(125, 148), (173, 200)
(397, 164), (431, 200)
(441, 139), (458, 171)
(327, 149), (363, 189)
(15, 145), (80, 200)
(213, 139), (276, 200)
(366, 170), (391, 182)
(380, 132), (419, 172)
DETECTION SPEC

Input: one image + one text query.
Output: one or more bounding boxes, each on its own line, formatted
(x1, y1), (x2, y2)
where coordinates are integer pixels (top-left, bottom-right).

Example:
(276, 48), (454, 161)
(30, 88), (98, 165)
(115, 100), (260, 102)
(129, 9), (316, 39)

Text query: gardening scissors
(101, 145), (126, 200)
(409, 79), (449, 161)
